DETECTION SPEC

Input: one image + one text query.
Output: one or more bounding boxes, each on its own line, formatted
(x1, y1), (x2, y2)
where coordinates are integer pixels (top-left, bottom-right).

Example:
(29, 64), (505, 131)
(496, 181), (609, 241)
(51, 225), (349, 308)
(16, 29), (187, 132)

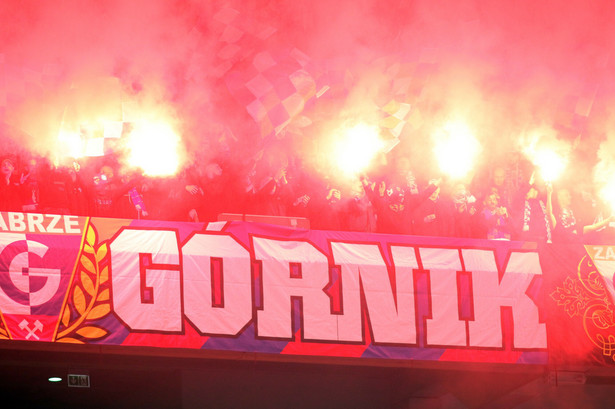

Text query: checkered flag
(379, 100), (411, 136)
(0, 54), (63, 129)
(224, 48), (318, 139)
(58, 77), (129, 158)
(210, 7), (277, 78)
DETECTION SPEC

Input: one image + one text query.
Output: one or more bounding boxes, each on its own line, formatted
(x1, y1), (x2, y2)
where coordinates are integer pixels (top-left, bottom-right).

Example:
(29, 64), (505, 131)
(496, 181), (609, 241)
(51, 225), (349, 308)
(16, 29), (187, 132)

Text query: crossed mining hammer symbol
(19, 319), (43, 340)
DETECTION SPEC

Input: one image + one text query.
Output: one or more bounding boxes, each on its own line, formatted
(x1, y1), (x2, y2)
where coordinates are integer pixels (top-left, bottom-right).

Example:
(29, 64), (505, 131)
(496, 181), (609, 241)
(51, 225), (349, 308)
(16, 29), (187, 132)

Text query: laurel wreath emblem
(54, 223), (111, 344)
(0, 321), (9, 340)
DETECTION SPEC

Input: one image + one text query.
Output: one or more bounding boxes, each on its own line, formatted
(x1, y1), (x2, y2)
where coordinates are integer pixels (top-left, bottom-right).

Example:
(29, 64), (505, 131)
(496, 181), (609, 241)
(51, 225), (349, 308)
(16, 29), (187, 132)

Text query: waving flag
(225, 48), (317, 139)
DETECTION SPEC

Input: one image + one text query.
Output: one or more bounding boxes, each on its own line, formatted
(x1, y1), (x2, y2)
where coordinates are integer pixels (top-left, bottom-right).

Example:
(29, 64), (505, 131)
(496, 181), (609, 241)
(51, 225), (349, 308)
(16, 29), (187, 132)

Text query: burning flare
(433, 121), (481, 180)
(330, 122), (384, 176)
(125, 121), (182, 177)
(57, 130), (84, 159)
(521, 130), (569, 183)
(594, 157), (615, 214)
(531, 148), (567, 183)
(599, 179), (615, 214)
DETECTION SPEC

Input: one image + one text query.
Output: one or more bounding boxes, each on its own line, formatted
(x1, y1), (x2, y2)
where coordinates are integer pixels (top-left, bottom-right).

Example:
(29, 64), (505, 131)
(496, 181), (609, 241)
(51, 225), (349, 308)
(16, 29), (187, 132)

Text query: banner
(545, 243), (615, 366)
(0, 211), (612, 367)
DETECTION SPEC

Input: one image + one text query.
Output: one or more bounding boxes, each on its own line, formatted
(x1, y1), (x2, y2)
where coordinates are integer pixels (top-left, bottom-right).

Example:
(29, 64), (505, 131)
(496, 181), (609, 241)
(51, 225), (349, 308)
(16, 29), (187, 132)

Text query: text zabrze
(0, 212), (82, 234)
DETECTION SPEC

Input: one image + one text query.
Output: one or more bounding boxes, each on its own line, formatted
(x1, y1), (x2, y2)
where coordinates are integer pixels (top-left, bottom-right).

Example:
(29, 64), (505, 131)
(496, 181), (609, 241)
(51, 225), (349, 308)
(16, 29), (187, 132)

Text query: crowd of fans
(0, 146), (613, 244)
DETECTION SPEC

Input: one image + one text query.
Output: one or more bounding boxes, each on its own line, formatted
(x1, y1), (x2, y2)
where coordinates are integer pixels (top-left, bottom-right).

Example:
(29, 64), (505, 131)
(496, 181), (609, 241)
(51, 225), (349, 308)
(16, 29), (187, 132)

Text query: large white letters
(183, 234), (252, 335)
(253, 237), (337, 341)
(110, 229), (182, 332)
(420, 248), (466, 346)
(331, 242), (416, 344)
(102, 227), (546, 351)
(463, 249), (546, 348)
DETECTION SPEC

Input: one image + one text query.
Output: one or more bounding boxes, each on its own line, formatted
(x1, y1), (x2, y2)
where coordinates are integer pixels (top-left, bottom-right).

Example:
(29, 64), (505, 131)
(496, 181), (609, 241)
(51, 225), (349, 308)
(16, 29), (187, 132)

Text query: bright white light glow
(433, 121), (481, 179)
(58, 130), (84, 159)
(331, 123), (383, 176)
(521, 130), (569, 183)
(48, 377), (62, 383)
(532, 148), (567, 182)
(125, 121), (181, 176)
(601, 184), (615, 213)
(597, 174), (615, 213)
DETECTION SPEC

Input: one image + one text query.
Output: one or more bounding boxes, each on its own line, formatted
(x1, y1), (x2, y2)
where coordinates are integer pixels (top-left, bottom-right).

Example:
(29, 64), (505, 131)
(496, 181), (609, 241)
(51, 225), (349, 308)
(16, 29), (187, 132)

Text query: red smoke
(0, 0), (614, 184)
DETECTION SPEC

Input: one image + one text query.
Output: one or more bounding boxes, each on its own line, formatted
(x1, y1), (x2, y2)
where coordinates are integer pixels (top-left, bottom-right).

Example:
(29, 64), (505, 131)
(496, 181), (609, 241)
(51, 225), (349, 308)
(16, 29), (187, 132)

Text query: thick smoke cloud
(0, 0), (614, 187)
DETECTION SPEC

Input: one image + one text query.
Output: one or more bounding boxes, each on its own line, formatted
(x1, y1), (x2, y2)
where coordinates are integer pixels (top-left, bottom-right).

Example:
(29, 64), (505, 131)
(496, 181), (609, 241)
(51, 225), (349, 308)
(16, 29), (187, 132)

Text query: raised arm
(546, 183), (556, 229)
